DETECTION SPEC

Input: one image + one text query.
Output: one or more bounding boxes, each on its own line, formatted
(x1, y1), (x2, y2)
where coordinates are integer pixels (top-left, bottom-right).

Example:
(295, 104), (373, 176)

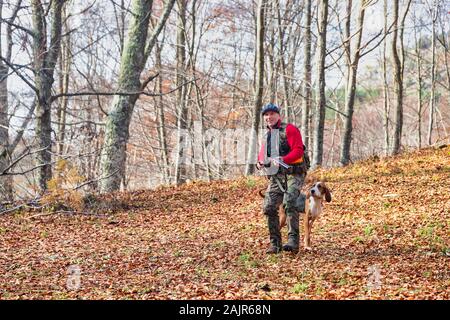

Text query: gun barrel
(271, 157), (291, 169)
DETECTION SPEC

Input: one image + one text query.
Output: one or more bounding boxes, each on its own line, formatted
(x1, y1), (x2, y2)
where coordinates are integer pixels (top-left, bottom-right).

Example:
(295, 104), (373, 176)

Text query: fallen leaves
(0, 146), (449, 299)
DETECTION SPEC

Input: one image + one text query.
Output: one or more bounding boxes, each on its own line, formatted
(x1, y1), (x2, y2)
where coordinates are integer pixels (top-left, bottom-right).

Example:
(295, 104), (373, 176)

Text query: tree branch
(1, 145), (49, 176)
(0, 99), (36, 159)
(74, 169), (120, 191)
(50, 78), (197, 102)
(140, 72), (159, 91)
(0, 16), (34, 37)
(1, 146), (105, 176)
(0, 55), (38, 93)
(143, 0), (177, 62)
(325, 103), (348, 118)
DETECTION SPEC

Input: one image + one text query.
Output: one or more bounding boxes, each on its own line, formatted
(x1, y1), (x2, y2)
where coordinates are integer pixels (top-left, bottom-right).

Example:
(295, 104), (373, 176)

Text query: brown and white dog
(259, 181), (332, 251)
(303, 181), (332, 250)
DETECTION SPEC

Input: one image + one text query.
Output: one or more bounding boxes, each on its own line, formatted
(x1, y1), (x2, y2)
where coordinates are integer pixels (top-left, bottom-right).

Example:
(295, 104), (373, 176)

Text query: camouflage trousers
(263, 172), (306, 249)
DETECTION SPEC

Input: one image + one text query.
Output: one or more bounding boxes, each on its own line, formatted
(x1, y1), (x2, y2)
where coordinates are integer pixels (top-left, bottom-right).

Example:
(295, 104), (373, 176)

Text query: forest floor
(0, 146), (449, 299)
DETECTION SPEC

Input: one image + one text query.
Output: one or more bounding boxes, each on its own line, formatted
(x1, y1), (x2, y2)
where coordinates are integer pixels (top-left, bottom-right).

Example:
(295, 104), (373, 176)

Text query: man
(256, 103), (308, 254)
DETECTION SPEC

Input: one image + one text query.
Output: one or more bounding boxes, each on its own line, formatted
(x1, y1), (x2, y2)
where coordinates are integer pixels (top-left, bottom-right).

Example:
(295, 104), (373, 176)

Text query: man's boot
(283, 213), (299, 253)
(266, 214), (282, 254)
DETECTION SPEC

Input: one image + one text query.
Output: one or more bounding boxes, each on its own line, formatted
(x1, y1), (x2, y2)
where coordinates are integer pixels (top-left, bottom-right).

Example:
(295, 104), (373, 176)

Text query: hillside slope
(0, 146), (449, 299)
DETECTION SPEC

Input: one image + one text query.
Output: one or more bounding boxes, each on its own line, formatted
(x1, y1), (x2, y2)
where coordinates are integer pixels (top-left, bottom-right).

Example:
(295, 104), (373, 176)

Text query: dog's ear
(324, 186), (332, 202)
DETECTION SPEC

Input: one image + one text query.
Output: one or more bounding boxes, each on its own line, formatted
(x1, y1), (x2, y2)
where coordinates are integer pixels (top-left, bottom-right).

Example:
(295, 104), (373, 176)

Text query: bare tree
(412, 8), (424, 148)
(99, 0), (176, 193)
(174, 0), (188, 185)
(437, 2), (450, 99)
(153, 39), (170, 184)
(427, 0), (438, 145)
(391, 0), (412, 155)
(267, 1), (277, 105)
(301, 0), (312, 150)
(185, 0), (213, 182)
(245, 0), (267, 175)
(312, 0), (328, 168)
(391, 0), (402, 155)
(31, 0), (66, 192)
(339, 0), (367, 166)
(382, 0), (390, 155)
(0, 0), (23, 200)
(56, 4), (71, 156)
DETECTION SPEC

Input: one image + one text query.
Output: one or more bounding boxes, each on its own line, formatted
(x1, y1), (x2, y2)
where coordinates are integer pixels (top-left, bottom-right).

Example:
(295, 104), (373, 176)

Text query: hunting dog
(259, 181), (332, 251)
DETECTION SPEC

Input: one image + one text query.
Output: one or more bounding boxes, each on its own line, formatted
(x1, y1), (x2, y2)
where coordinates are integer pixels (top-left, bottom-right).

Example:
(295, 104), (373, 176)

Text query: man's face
(263, 111), (280, 128)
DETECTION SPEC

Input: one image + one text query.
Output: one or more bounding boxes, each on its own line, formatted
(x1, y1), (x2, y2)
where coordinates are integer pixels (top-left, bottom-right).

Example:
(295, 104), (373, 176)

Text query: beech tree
(0, 0), (23, 200)
(311, 0), (328, 168)
(301, 0), (312, 150)
(99, 0), (175, 193)
(31, 0), (66, 193)
(245, 0), (267, 175)
(391, 0), (412, 155)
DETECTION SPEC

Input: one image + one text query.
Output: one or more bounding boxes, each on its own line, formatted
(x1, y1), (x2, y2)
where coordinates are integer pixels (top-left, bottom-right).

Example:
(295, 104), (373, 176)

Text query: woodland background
(0, 0), (449, 202)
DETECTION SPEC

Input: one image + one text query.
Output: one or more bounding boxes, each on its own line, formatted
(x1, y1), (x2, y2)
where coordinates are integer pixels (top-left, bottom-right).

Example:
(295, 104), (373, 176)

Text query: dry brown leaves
(0, 146), (449, 299)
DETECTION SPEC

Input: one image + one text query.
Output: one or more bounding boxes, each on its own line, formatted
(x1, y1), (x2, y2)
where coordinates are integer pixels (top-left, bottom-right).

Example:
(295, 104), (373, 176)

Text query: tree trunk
(100, 0), (175, 193)
(32, 0), (65, 193)
(391, 0), (403, 155)
(174, 0), (188, 185)
(413, 16), (423, 148)
(390, 0), (412, 155)
(0, 0), (29, 201)
(154, 42), (170, 184)
(301, 0), (312, 150)
(339, 0), (365, 166)
(427, 5), (437, 146)
(267, 6), (276, 105)
(312, 0), (328, 168)
(382, 0), (390, 156)
(57, 4), (70, 156)
(443, 31), (450, 108)
(275, 0), (291, 123)
(0, 63), (12, 200)
(0, 0), (16, 200)
(245, 0), (267, 176)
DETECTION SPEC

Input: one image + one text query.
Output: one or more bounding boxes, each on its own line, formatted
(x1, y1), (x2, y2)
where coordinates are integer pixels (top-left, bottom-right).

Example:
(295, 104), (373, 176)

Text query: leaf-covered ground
(0, 146), (449, 299)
